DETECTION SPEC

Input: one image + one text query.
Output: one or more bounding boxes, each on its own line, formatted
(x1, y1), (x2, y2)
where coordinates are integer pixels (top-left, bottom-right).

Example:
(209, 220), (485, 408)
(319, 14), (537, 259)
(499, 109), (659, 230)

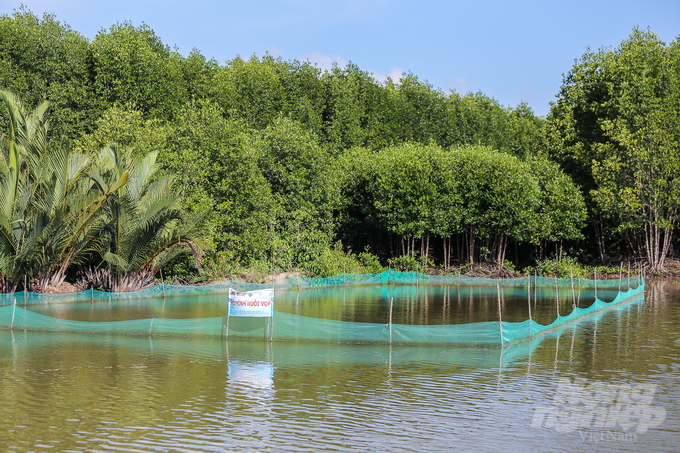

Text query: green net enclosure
(0, 271), (644, 346)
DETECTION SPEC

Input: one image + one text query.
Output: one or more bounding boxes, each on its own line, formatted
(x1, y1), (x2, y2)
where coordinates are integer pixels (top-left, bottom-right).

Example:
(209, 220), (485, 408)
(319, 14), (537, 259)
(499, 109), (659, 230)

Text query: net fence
(0, 271), (644, 346)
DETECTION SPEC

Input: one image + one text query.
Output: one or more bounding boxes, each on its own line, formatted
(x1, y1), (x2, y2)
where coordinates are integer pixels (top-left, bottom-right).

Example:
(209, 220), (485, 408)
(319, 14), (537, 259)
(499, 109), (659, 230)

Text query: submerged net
(0, 271), (644, 346)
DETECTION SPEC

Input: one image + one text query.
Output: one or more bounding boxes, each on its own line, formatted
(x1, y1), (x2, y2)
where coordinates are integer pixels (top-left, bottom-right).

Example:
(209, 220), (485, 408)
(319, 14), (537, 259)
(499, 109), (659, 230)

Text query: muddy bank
(20, 258), (676, 294)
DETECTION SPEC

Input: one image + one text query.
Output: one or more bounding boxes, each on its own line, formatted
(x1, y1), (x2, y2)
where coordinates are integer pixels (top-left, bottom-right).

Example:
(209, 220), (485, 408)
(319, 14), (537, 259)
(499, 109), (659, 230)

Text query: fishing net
(0, 271), (644, 346)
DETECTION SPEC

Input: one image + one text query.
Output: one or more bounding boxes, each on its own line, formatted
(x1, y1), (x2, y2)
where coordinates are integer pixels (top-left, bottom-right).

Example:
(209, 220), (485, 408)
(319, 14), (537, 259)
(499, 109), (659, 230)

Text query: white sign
(228, 288), (274, 317)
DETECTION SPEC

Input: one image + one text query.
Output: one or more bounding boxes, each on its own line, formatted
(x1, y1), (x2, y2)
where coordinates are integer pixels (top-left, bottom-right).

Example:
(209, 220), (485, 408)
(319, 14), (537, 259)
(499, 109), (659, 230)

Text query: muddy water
(0, 282), (678, 451)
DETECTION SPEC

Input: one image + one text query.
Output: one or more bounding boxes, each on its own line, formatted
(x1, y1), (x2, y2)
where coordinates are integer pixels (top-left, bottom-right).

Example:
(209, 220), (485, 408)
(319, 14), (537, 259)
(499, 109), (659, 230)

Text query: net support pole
(271, 236), (275, 344)
(91, 287), (94, 301)
(160, 269), (166, 299)
(619, 262), (623, 291)
(497, 281), (503, 345)
(527, 275), (532, 320)
(594, 270), (598, 300)
(10, 298), (16, 330)
(296, 264), (300, 291)
(555, 276), (560, 318)
(343, 264), (346, 306)
(570, 268), (576, 309)
(149, 315), (154, 335)
(23, 275), (26, 306)
(628, 262), (631, 289)
(389, 296), (394, 345)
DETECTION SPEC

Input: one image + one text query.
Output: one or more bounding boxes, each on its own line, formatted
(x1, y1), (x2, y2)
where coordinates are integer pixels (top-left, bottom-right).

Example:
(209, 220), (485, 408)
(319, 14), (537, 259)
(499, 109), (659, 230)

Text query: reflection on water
(26, 282), (624, 327)
(0, 281), (677, 451)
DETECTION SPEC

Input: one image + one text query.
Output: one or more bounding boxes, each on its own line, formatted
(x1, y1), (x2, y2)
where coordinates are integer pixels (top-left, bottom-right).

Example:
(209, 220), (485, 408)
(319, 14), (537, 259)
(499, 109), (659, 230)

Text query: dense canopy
(0, 8), (676, 288)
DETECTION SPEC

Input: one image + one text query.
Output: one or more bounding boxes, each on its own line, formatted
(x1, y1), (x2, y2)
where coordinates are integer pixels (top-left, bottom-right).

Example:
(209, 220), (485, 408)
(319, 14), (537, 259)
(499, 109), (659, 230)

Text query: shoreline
(14, 262), (670, 295)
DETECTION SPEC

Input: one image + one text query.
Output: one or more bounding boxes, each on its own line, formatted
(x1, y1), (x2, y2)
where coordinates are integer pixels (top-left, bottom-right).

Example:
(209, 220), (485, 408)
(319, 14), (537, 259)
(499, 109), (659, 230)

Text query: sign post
(227, 288), (275, 341)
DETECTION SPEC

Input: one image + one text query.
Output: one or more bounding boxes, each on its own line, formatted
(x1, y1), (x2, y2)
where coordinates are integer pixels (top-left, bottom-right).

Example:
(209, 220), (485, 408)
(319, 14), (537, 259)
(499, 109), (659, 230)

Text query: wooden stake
(270, 224), (275, 345)
(160, 269), (166, 298)
(226, 289), (232, 341)
(389, 296), (394, 345)
(527, 275), (532, 320)
(594, 269), (598, 300)
(23, 275), (27, 306)
(555, 276), (560, 318)
(570, 268), (576, 308)
(11, 298), (16, 329)
(618, 262), (623, 291)
(497, 281), (503, 345)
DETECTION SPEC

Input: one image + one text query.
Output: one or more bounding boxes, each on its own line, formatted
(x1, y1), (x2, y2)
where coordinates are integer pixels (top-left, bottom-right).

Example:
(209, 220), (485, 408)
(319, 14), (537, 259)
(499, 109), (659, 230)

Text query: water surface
(0, 281), (677, 451)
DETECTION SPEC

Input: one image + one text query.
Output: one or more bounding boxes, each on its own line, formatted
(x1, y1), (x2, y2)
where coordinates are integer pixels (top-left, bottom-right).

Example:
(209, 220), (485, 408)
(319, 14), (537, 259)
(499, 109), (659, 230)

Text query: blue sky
(4, 1), (679, 116)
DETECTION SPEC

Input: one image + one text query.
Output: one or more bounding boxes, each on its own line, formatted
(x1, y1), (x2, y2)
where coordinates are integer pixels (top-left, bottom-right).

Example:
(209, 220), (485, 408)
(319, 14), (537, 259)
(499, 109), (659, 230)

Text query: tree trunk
(425, 233), (430, 261)
(496, 234), (503, 269)
(468, 228), (475, 265)
(559, 239), (563, 262)
(594, 215), (606, 264)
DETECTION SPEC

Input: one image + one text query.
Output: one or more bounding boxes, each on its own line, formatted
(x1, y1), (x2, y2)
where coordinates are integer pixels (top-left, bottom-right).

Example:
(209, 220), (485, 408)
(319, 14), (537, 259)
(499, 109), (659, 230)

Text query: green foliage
(533, 256), (591, 278)
(387, 254), (434, 273)
(531, 256), (621, 279)
(90, 22), (188, 121)
(162, 99), (266, 259)
(0, 90), (127, 291)
(211, 55), (289, 129)
(321, 63), (376, 151)
(90, 144), (207, 291)
(367, 143), (447, 239)
(192, 250), (243, 283)
(209, 56), (326, 134)
(0, 8), (95, 141)
(527, 155), (587, 243)
(3, 9), (645, 281)
(303, 245), (385, 278)
(73, 103), (171, 157)
(452, 145), (540, 241)
(450, 93), (544, 158)
(547, 27), (680, 270)
(254, 117), (340, 269)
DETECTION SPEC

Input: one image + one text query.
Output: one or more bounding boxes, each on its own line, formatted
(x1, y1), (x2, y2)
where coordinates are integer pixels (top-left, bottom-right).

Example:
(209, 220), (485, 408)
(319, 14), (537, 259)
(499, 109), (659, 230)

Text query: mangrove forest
(1, 8), (679, 291)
